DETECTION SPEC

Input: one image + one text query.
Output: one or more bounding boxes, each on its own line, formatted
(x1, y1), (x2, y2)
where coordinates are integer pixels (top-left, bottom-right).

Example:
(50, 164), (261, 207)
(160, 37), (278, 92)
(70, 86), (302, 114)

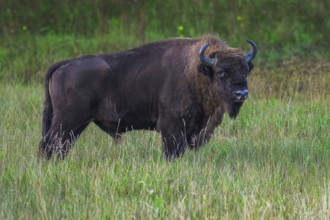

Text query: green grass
(0, 62), (329, 219)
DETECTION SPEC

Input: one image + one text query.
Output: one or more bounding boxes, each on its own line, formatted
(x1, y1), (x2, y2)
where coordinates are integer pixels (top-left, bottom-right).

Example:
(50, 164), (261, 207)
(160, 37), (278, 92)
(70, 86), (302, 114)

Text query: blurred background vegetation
(0, 0), (329, 83)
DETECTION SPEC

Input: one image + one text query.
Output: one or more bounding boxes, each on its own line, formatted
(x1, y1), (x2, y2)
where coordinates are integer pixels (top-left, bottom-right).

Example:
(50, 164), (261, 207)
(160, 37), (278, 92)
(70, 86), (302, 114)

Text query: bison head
(198, 41), (257, 118)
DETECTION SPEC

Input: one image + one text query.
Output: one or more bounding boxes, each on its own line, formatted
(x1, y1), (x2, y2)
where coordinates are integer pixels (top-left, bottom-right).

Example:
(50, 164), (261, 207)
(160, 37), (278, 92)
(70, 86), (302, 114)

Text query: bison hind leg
(38, 122), (90, 161)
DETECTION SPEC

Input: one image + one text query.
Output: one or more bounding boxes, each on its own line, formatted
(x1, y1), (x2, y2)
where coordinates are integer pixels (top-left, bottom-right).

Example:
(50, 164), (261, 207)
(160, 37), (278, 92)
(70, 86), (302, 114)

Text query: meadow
(1, 0), (330, 219)
(0, 59), (329, 219)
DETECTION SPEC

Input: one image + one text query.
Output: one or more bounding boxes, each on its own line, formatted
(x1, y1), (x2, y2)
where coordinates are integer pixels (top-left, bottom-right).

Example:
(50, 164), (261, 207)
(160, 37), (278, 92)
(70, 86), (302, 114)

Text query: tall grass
(0, 61), (329, 219)
(1, 0), (330, 84)
(2, 0), (329, 45)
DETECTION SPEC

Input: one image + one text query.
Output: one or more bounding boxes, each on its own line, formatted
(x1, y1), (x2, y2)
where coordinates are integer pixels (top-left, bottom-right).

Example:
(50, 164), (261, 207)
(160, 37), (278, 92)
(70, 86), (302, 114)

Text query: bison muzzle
(38, 35), (257, 161)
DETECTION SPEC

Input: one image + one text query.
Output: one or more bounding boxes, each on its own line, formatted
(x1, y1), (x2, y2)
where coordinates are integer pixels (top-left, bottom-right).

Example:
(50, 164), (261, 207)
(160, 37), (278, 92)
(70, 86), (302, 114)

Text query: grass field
(0, 60), (329, 219)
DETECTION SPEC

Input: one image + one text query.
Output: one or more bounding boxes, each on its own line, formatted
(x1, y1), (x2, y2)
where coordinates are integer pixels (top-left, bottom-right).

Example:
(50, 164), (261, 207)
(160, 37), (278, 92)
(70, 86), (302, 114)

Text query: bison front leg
(189, 108), (224, 149)
(158, 118), (188, 160)
(161, 132), (187, 160)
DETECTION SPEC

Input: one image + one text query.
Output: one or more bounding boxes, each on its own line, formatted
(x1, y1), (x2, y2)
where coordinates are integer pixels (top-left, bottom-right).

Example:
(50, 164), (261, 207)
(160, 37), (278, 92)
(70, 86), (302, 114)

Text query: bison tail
(41, 60), (68, 137)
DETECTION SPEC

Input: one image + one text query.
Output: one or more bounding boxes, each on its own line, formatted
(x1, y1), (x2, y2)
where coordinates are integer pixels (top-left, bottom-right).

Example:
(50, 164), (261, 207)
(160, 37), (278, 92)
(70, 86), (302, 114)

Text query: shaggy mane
(184, 35), (245, 115)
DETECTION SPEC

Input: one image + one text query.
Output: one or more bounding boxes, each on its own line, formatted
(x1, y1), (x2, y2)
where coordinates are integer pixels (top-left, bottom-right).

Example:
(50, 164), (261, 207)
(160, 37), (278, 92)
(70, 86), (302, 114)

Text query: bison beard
(38, 35), (256, 161)
(225, 102), (243, 118)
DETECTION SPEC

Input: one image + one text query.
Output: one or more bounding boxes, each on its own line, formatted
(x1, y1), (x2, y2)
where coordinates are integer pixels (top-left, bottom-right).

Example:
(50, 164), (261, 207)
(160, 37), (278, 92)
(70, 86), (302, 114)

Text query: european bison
(38, 35), (257, 160)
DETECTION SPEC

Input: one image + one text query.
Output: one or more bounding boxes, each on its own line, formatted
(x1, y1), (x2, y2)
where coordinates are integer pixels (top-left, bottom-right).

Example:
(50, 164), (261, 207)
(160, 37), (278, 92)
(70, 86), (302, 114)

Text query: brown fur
(186, 36), (245, 115)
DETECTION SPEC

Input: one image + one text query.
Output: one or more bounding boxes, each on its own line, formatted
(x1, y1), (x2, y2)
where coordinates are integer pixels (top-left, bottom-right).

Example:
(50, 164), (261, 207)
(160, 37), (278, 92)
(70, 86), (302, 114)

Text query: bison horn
(199, 44), (217, 67)
(245, 40), (257, 62)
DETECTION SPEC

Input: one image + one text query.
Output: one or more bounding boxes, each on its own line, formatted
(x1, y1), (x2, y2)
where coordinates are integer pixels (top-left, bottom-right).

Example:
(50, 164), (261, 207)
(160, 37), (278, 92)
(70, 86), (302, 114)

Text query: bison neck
(189, 75), (221, 116)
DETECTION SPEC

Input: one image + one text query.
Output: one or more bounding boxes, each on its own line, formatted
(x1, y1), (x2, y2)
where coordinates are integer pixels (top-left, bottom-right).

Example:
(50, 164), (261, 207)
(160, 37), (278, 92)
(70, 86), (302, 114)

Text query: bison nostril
(234, 91), (241, 96)
(233, 90), (248, 100)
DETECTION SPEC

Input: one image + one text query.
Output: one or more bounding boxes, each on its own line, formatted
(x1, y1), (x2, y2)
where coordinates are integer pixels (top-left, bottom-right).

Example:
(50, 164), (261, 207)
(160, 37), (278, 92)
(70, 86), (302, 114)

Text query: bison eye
(218, 71), (227, 78)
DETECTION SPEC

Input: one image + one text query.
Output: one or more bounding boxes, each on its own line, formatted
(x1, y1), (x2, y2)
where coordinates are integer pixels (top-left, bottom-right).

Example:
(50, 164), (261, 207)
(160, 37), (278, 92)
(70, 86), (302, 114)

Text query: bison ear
(198, 64), (214, 79)
(248, 62), (254, 73)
